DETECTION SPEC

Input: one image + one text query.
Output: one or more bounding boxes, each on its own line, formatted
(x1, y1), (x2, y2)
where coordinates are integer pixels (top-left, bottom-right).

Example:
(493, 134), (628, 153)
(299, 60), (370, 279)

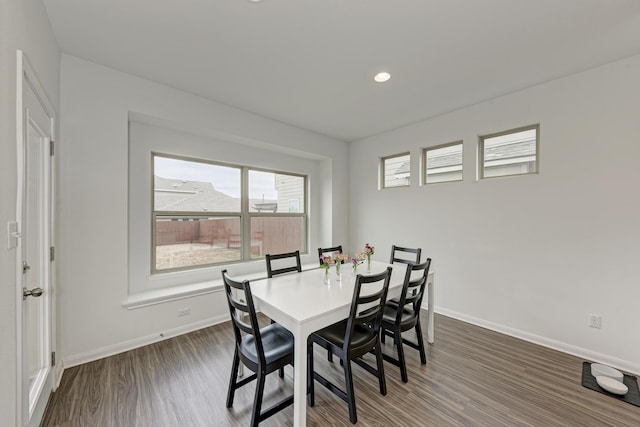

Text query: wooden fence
(155, 216), (303, 255)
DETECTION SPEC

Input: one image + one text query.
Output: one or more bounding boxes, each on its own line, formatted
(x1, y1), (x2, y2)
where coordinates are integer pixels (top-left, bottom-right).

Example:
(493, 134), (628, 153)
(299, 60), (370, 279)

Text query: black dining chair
(389, 245), (422, 265)
(222, 270), (295, 427)
(307, 267), (392, 424)
(387, 245), (422, 306)
(318, 245), (344, 265)
(380, 259), (431, 383)
(265, 250), (302, 278)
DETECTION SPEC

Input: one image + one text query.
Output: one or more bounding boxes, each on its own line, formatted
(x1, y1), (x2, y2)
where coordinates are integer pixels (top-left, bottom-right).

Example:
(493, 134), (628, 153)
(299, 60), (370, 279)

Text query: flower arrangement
(351, 251), (367, 273)
(363, 243), (374, 271)
(319, 247), (374, 280)
(319, 255), (334, 283)
(320, 252), (349, 281)
(334, 252), (349, 277)
(319, 255), (335, 270)
(364, 243), (375, 257)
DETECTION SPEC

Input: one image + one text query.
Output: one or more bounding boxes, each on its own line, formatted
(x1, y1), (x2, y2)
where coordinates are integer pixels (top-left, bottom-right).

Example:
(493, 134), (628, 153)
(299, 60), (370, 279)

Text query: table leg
(292, 324), (307, 427)
(427, 273), (435, 344)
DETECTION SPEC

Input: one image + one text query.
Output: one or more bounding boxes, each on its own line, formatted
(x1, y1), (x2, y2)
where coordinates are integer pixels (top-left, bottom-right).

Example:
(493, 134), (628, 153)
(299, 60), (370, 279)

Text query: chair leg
(343, 360), (357, 424)
(250, 370), (266, 427)
(414, 319), (427, 364)
(375, 339), (387, 395)
(381, 326), (386, 343)
(328, 349), (333, 362)
(395, 330), (408, 383)
(226, 348), (240, 407)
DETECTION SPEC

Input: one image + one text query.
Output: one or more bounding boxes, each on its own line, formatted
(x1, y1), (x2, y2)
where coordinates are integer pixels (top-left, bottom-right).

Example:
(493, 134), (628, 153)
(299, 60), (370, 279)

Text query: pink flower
(320, 255), (335, 269)
(334, 252), (350, 262)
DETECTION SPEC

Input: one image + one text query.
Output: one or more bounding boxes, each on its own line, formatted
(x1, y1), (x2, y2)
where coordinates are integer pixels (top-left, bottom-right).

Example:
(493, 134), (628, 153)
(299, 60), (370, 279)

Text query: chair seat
(241, 323), (294, 365)
(382, 304), (416, 326)
(314, 320), (376, 349)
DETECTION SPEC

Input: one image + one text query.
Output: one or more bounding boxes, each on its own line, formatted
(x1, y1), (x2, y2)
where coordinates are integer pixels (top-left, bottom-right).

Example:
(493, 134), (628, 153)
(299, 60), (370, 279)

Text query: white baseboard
(61, 307), (639, 379)
(54, 363), (64, 389)
(62, 314), (229, 369)
(432, 306), (640, 376)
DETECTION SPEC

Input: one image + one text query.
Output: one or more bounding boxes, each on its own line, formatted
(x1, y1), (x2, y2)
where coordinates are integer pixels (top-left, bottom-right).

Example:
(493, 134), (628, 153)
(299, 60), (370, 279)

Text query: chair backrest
(344, 267), (392, 353)
(222, 269), (266, 366)
(394, 259), (432, 321)
(318, 245), (344, 265)
(389, 245), (422, 265)
(265, 250), (302, 278)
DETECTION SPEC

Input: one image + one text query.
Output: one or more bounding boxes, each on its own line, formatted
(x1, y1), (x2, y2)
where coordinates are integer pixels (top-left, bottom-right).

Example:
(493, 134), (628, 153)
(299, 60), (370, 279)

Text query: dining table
(246, 260), (435, 427)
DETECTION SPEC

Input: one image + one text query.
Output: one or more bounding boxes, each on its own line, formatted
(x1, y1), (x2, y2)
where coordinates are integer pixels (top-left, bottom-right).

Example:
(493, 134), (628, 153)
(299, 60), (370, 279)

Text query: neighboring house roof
(154, 176), (239, 212)
(428, 151), (462, 169)
(154, 176), (276, 212)
(395, 161), (410, 176)
(427, 139), (535, 169)
(484, 140), (535, 162)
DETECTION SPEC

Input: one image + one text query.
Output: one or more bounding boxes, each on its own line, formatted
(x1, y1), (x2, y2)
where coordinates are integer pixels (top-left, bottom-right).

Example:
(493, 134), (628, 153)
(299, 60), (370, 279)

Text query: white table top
(250, 261), (399, 326)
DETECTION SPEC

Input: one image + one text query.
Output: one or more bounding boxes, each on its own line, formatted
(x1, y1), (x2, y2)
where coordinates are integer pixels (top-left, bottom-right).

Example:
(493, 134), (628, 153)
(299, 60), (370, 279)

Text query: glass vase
(367, 257), (371, 273)
(335, 262), (342, 281)
(323, 268), (330, 285)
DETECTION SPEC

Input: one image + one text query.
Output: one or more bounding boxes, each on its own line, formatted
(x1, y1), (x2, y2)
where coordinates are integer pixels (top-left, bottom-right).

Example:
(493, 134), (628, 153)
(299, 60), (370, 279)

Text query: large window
(479, 125), (539, 179)
(152, 154), (307, 273)
(380, 152), (411, 189)
(423, 141), (463, 184)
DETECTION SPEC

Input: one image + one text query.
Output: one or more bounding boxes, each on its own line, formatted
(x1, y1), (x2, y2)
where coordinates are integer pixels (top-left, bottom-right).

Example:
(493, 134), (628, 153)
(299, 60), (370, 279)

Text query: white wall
(58, 55), (348, 365)
(0, 0), (59, 425)
(349, 54), (640, 373)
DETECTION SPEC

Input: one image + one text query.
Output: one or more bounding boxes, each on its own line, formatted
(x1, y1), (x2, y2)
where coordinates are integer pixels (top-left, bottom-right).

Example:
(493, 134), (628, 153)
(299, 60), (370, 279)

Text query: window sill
(123, 271), (269, 310)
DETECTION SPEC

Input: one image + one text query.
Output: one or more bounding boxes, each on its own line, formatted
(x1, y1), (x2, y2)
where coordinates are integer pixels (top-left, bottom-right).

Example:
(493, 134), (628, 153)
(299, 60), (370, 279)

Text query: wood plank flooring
(41, 313), (639, 426)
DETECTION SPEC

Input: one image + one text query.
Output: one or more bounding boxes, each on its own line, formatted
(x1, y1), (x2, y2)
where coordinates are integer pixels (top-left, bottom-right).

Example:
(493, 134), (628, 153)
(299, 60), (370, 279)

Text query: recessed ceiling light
(374, 72), (391, 83)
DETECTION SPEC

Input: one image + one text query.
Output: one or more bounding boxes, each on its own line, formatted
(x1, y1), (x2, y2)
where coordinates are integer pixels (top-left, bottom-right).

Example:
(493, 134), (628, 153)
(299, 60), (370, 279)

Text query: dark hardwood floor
(42, 313), (639, 426)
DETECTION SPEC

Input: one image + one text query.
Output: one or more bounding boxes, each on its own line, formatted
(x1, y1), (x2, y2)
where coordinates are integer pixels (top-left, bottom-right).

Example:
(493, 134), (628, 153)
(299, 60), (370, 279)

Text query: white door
(16, 51), (56, 427)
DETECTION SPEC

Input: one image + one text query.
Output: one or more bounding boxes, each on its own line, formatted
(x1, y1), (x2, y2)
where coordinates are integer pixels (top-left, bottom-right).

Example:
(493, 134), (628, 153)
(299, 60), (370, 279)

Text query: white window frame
(478, 124), (539, 180)
(422, 141), (463, 185)
(380, 152), (411, 189)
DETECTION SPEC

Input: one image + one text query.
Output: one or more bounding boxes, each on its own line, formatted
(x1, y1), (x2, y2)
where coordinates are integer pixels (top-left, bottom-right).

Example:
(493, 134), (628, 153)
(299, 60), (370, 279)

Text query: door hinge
(50, 140), (55, 156)
(51, 351), (56, 366)
(50, 246), (55, 262)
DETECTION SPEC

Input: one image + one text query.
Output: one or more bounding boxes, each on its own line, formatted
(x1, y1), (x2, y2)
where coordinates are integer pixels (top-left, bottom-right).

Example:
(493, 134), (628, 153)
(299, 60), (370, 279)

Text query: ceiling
(42, 0), (640, 142)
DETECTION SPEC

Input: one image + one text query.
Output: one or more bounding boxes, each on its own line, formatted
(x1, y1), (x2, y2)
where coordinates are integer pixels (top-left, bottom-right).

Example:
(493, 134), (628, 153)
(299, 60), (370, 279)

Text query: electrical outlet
(588, 314), (601, 329)
(177, 307), (191, 317)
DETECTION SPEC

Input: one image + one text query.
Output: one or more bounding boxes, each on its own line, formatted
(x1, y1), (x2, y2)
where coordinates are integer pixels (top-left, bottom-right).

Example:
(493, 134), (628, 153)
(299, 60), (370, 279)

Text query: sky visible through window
(154, 156), (278, 199)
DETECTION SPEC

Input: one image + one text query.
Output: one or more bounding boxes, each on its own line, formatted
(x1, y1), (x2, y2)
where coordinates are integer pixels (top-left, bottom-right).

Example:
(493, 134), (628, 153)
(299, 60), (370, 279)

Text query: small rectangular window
(423, 141), (463, 184)
(479, 125), (539, 179)
(381, 152), (410, 189)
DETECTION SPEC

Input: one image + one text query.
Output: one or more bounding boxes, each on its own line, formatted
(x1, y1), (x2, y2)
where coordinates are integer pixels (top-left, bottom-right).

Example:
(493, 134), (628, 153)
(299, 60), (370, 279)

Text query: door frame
(15, 49), (57, 427)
